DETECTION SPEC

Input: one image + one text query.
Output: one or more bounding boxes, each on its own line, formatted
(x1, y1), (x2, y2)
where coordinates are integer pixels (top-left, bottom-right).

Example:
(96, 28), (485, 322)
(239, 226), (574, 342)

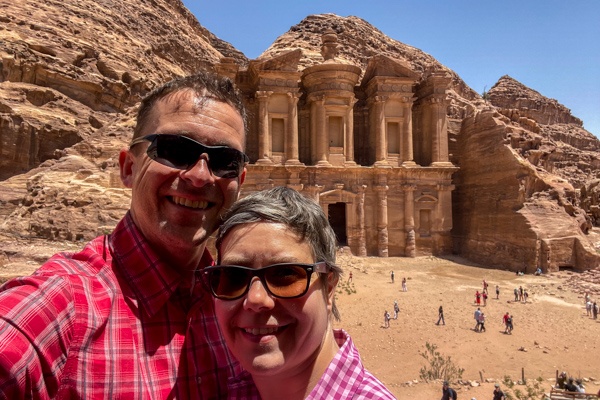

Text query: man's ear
(119, 148), (135, 188)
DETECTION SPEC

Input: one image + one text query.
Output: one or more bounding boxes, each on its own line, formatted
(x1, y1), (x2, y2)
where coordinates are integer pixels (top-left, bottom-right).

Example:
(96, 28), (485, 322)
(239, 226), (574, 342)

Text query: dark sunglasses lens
(209, 148), (246, 178)
(149, 135), (198, 169)
(210, 268), (251, 299)
(264, 265), (309, 298)
(149, 135), (245, 177)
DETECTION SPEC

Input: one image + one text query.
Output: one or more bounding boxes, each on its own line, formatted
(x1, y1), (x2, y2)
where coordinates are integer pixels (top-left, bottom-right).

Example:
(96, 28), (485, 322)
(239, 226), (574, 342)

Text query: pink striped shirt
(0, 212), (239, 399)
(226, 329), (396, 399)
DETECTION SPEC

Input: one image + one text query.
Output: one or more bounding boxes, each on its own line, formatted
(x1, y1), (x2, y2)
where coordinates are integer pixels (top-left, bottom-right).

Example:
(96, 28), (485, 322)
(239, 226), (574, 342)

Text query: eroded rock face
(0, 0), (246, 180)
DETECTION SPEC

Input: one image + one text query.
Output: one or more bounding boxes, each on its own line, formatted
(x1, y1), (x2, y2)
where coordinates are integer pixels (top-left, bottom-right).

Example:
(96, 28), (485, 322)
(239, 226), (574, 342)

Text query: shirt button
(196, 376), (202, 384)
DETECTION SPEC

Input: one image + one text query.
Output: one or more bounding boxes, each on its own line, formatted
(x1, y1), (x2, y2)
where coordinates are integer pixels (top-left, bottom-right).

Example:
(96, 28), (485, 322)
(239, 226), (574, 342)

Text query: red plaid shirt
(0, 212), (239, 399)
(226, 329), (396, 399)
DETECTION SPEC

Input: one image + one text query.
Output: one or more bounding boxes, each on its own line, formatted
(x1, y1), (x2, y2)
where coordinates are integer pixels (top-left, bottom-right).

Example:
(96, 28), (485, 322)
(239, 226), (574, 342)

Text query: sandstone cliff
(1, 4), (598, 274)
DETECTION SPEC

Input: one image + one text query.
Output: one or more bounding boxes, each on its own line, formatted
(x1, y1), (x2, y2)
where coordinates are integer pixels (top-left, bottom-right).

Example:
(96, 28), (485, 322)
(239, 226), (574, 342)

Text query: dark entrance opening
(558, 265), (574, 272)
(328, 202), (347, 246)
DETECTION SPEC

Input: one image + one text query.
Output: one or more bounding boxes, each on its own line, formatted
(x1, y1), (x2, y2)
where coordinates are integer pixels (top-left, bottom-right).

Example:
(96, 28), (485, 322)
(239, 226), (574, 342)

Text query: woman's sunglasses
(129, 134), (249, 178)
(202, 262), (330, 300)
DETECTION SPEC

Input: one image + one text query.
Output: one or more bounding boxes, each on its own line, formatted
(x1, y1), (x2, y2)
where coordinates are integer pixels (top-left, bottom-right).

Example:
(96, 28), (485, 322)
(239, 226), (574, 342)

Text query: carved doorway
(328, 202), (347, 246)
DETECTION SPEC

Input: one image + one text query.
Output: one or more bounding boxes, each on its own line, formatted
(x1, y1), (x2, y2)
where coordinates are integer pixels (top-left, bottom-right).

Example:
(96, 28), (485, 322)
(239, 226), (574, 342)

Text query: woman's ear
(326, 272), (338, 303)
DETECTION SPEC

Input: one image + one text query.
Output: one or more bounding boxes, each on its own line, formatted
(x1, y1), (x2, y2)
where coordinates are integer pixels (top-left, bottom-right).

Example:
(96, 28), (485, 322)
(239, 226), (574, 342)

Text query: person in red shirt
(0, 71), (248, 398)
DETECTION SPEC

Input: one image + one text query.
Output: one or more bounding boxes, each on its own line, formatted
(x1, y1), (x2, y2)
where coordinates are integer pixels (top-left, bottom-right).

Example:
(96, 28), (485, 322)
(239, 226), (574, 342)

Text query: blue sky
(182, 1), (600, 138)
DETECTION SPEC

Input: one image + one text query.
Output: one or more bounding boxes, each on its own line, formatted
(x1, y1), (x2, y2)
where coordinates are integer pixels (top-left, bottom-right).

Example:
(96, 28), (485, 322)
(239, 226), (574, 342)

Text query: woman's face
(214, 222), (334, 378)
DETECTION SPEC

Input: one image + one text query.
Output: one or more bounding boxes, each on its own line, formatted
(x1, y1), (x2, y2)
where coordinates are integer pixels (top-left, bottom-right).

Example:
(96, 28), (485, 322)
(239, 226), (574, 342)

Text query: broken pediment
(250, 49), (303, 73)
(361, 54), (419, 87)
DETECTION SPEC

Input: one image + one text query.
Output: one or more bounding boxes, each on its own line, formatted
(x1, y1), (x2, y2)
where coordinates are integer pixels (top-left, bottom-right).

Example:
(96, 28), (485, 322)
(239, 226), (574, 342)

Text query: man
(437, 305), (445, 325)
(503, 312), (510, 334)
(204, 187), (395, 399)
(474, 307), (482, 332)
(0, 72), (248, 398)
(441, 381), (457, 400)
(493, 383), (506, 400)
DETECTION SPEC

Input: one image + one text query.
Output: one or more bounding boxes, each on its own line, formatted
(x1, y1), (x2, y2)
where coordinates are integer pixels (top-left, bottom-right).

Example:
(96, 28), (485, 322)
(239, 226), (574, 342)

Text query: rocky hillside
(1, 4), (599, 275)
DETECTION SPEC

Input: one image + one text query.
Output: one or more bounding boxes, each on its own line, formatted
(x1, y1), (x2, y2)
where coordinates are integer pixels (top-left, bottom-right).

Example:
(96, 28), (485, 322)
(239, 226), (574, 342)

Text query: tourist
(393, 300), (400, 319)
(564, 378), (579, 392)
(441, 381), (457, 400)
(523, 289), (529, 303)
(204, 186), (395, 399)
(503, 312), (511, 334)
(496, 284), (500, 300)
(482, 291), (488, 306)
(475, 290), (481, 306)
(507, 314), (514, 334)
(474, 307), (482, 332)
(402, 277), (408, 292)
(391, 270), (395, 283)
(586, 299), (592, 317)
(534, 267), (542, 275)
(593, 302), (598, 320)
(478, 312), (486, 332)
(482, 279), (488, 294)
(384, 310), (391, 328)
(437, 305), (445, 325)
(519, 286), (524, 302)
(575, 379), (586, 393)
(348, 271), (353, 283)
(493, 383), (506, 400)
(514, 288), (519, 302)
(0, 72), (249, 398)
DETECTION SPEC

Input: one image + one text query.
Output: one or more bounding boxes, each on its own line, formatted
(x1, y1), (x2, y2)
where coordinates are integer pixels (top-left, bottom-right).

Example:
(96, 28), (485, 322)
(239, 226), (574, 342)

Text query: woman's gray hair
(216, 186), (342, 320)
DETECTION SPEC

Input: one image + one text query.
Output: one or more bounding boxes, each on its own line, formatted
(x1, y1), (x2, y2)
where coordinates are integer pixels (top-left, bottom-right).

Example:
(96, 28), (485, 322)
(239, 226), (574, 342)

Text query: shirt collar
(110, 212), (214, 317)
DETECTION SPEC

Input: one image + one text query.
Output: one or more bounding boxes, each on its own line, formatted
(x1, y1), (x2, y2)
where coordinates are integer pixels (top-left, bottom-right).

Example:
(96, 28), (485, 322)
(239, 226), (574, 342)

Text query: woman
(203, 187), (395, 399)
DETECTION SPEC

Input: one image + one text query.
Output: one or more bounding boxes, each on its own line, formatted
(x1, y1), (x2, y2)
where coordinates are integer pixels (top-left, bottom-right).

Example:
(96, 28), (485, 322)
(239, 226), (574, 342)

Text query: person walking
(393, 300), (400, 319)
(475, 290), (481, 306)
(402, 277), (407, 292)
(384, 310), (391, 328)
(514, 288), (519, 302)
(390, 270), (395, 283)
(495, 285), (500, 300)
(593, 302), (598, 320)
(437, 305), (445, 325)
(478, 312), (486, 332)
(502, 312), (510, 334)
(482, 291), (488, 306)
(347, 271), (353, 283)
(440, 381), (457, 400)
(523, 289), (529, 303)
(474, 307), (482, 332)
(493, 383), (506, 399)
(507, 314), (514, 334)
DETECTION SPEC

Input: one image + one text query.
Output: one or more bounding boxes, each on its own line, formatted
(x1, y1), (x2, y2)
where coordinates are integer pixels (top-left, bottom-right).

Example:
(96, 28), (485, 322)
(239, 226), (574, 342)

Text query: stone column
(402, 96), (416, 166)
(314, 96), (330, 166)
(256, 91), (272, 164)
(431, 96), (451, 166)
(403, 184), (416, 257)
(373, 96), (387, 165)
(375, 184), (389, 257)
(356, 184), (367, 256)
(344, 96), (357, 165)
(285, 92), (301, 165)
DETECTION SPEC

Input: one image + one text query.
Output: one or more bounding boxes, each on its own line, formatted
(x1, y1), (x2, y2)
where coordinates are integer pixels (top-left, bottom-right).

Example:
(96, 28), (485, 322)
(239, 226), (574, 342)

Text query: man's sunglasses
(129, 134), (249, 178)
(202, 262), (330, 300)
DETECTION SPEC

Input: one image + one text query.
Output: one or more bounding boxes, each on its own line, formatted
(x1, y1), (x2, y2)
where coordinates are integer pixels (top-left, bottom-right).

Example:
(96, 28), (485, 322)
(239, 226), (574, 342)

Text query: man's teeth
(172, 196), (208, 209)
(244, 327), (279, 335)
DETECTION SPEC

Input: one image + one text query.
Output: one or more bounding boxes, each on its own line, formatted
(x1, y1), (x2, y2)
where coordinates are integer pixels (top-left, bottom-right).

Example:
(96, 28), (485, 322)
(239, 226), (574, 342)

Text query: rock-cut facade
(217, 30), (457, 257)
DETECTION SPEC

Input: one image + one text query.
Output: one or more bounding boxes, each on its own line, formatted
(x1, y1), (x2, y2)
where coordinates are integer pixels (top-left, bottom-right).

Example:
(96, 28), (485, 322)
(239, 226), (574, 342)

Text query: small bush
(418, 342), (464, 382)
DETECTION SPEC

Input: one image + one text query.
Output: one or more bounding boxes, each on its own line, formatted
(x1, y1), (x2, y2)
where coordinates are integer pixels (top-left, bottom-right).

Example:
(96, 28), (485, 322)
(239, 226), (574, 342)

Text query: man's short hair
(134, 71), (247, 140)
(215, 186), (343, 320)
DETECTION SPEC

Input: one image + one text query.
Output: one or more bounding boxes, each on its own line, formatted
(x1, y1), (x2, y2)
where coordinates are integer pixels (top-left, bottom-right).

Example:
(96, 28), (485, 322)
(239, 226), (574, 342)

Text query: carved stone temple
(217, 30), (457, 257)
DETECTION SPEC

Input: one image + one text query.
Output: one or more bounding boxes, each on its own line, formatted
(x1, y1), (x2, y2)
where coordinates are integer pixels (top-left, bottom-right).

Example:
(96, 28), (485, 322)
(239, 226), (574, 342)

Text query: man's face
(119, 91), (246, 272)
(214, 222), (335, 377)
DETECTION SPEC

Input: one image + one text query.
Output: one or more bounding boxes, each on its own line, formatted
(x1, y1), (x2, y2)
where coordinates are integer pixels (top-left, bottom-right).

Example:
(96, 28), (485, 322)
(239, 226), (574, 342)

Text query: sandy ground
(332, 252), (600, 399)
